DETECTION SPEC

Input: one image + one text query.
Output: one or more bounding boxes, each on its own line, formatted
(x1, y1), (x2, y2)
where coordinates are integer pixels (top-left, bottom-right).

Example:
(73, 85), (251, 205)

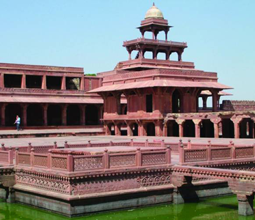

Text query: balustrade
(15, 146), (171, 172)
(179, 141), (255, 165)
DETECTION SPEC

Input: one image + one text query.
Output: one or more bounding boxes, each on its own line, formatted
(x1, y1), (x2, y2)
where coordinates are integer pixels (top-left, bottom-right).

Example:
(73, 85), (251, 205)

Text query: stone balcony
(116, 58), (195, 70)
(123, 38), (187, 48)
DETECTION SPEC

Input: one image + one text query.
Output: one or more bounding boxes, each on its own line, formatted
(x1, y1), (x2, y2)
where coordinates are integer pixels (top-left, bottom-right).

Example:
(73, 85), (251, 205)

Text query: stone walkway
(0, 127), (104, 139)
(0, 133), (254, 148)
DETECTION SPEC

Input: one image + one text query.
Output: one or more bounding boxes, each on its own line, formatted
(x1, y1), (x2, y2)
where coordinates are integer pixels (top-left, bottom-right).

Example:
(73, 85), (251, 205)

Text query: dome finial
(145, 3), (164, 19)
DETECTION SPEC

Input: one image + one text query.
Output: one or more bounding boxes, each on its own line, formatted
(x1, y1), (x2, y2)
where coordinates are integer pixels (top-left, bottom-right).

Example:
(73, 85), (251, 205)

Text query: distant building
(0, 63), (104, 127)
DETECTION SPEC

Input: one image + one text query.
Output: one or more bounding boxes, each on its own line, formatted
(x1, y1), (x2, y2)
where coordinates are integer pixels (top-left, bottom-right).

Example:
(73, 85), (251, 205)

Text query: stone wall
(222, 100), (255, 111)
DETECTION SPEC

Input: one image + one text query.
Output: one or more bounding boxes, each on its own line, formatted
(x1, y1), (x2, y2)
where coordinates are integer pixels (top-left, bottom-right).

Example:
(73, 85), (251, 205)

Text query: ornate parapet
(14, 166), (173, 199)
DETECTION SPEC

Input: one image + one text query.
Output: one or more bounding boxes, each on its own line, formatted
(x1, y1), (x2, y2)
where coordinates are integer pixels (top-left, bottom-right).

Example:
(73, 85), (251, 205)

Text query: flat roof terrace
(0, 62), (84, 74)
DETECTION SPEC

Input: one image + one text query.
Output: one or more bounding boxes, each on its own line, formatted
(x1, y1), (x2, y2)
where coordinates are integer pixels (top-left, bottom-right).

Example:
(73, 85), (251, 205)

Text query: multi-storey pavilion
(91, 4), (255, 139)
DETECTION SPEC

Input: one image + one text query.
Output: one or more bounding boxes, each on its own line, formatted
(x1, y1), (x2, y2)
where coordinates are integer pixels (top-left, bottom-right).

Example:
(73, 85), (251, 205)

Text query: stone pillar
(172, 175), (196, 204)
(176, 119), (185, 137)
(127, 123), (133, 136)
(178, 52), (182, 61)
(202, 96), (208, 110)
(166, 51), (170, 60)
(231, 117), (242, 139)
(139, 49), (143, 59)
(80, 76), (85, 91)
(237, 194), (254, 216)
(21, 74), (26, 89)
(6, 187), (15, 203)
(61, 104), (67, 126)
(128, 50), (131, 60)
(193, 119), (201, 138)
(1, 104), (6, 126)
(61, 76), (66, 90)
(153, 50), (157, 60)
(155, 121), (163, 136)
(138, 122), (145, 136)
(252, 118), (255, 138)
(99, 106), (104, 125)
(79, 105), (86, 125)
(104, 123), (111, 135)
(165, 30), (168, 41)
(212, 90), (219, 112)
(42, 75), (47, 89)
(114, 123), (121, 136)
(234, 122), (240, 139)
(42, 104), (48, 126)
(0, 73), (4, 88)
(97, 105), (101, 125)
(22, 104), (28, 127)
(163, 123), (167, 136)
(211, 118), (221, 138)
(173, 188), (185, 204)
(152, 30), (155, 40)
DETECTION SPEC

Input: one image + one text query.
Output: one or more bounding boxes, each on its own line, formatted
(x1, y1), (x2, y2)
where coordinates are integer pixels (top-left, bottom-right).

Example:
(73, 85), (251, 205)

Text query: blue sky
(1, 0), (255, 100)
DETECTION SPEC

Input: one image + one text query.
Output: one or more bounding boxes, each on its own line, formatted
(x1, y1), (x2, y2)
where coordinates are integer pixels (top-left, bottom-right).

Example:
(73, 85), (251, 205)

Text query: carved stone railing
(16, 147), (171, 172)
(179, 143), (255, 165)
(0, 149), (14, 165)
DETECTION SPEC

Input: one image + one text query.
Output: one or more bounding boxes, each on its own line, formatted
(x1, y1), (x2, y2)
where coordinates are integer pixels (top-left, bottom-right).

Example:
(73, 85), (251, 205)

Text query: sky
(0, 0), (255, 100)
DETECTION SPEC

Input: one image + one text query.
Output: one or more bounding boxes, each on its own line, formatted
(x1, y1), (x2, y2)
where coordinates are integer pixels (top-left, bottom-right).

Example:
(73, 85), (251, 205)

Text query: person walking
(14, 115), (21, 131)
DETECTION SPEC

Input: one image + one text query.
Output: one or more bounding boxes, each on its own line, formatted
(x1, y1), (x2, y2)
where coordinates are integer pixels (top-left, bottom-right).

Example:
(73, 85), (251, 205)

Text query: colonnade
(105, 116), (255, 139)
(0, 103), (103, 127)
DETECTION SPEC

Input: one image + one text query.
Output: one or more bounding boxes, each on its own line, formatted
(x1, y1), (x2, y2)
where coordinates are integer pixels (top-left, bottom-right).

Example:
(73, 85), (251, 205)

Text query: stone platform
(0, 135), (255, 216)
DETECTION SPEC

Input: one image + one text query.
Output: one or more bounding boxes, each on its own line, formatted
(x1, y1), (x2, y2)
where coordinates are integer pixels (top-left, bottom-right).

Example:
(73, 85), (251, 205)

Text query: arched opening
(120, 123), (127, 136)
(4, 74), (22, 88)
(146, 122), (155, 136)
(167, 120), (179, 137)
(170, 52), (178, 61)
(66, 77), (80, 90)
(157, 52), (166, 60)
(183, 120), (195, 137)
(156, 31), (166, 40)
(86, 105), (99, 125)
(144, 51), (153, 59)
(198, 97), (203, 110)
(200, 120), (214, 137)
(47, 105), (62, 126)
(27, 104), (43, 126)
(131, 123), (138, 136)
(123, 106), (127, 115)
(198, 90), (212, 111)
(5, 104), (22, 126)
(240, 118), (254, 138)
(131, 50), (139, 60)
(107, 123), (115, 135)
(67, 105), (80, 125)
(120, 93), (127, 115)
(222, 119), (234, 138)
(144, 31), (152, 39)
(172, 90), (182, 113)
(146, 94), (153, 112)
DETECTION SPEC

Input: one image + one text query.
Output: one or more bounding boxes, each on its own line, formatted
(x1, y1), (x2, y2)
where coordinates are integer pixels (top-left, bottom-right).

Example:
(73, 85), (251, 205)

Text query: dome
(145, 3), (164, 19)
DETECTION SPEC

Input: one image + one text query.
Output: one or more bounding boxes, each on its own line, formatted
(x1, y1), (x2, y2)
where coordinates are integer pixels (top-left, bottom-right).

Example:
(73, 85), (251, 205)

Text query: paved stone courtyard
(0, 128), (254, 148)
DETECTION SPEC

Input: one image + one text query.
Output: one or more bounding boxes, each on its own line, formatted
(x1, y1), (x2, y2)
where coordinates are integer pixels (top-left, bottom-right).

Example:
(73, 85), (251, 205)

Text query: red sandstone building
(0, 63), (103, 128)
(91, 4), (255, 139)
(1, 4), (255, 139)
